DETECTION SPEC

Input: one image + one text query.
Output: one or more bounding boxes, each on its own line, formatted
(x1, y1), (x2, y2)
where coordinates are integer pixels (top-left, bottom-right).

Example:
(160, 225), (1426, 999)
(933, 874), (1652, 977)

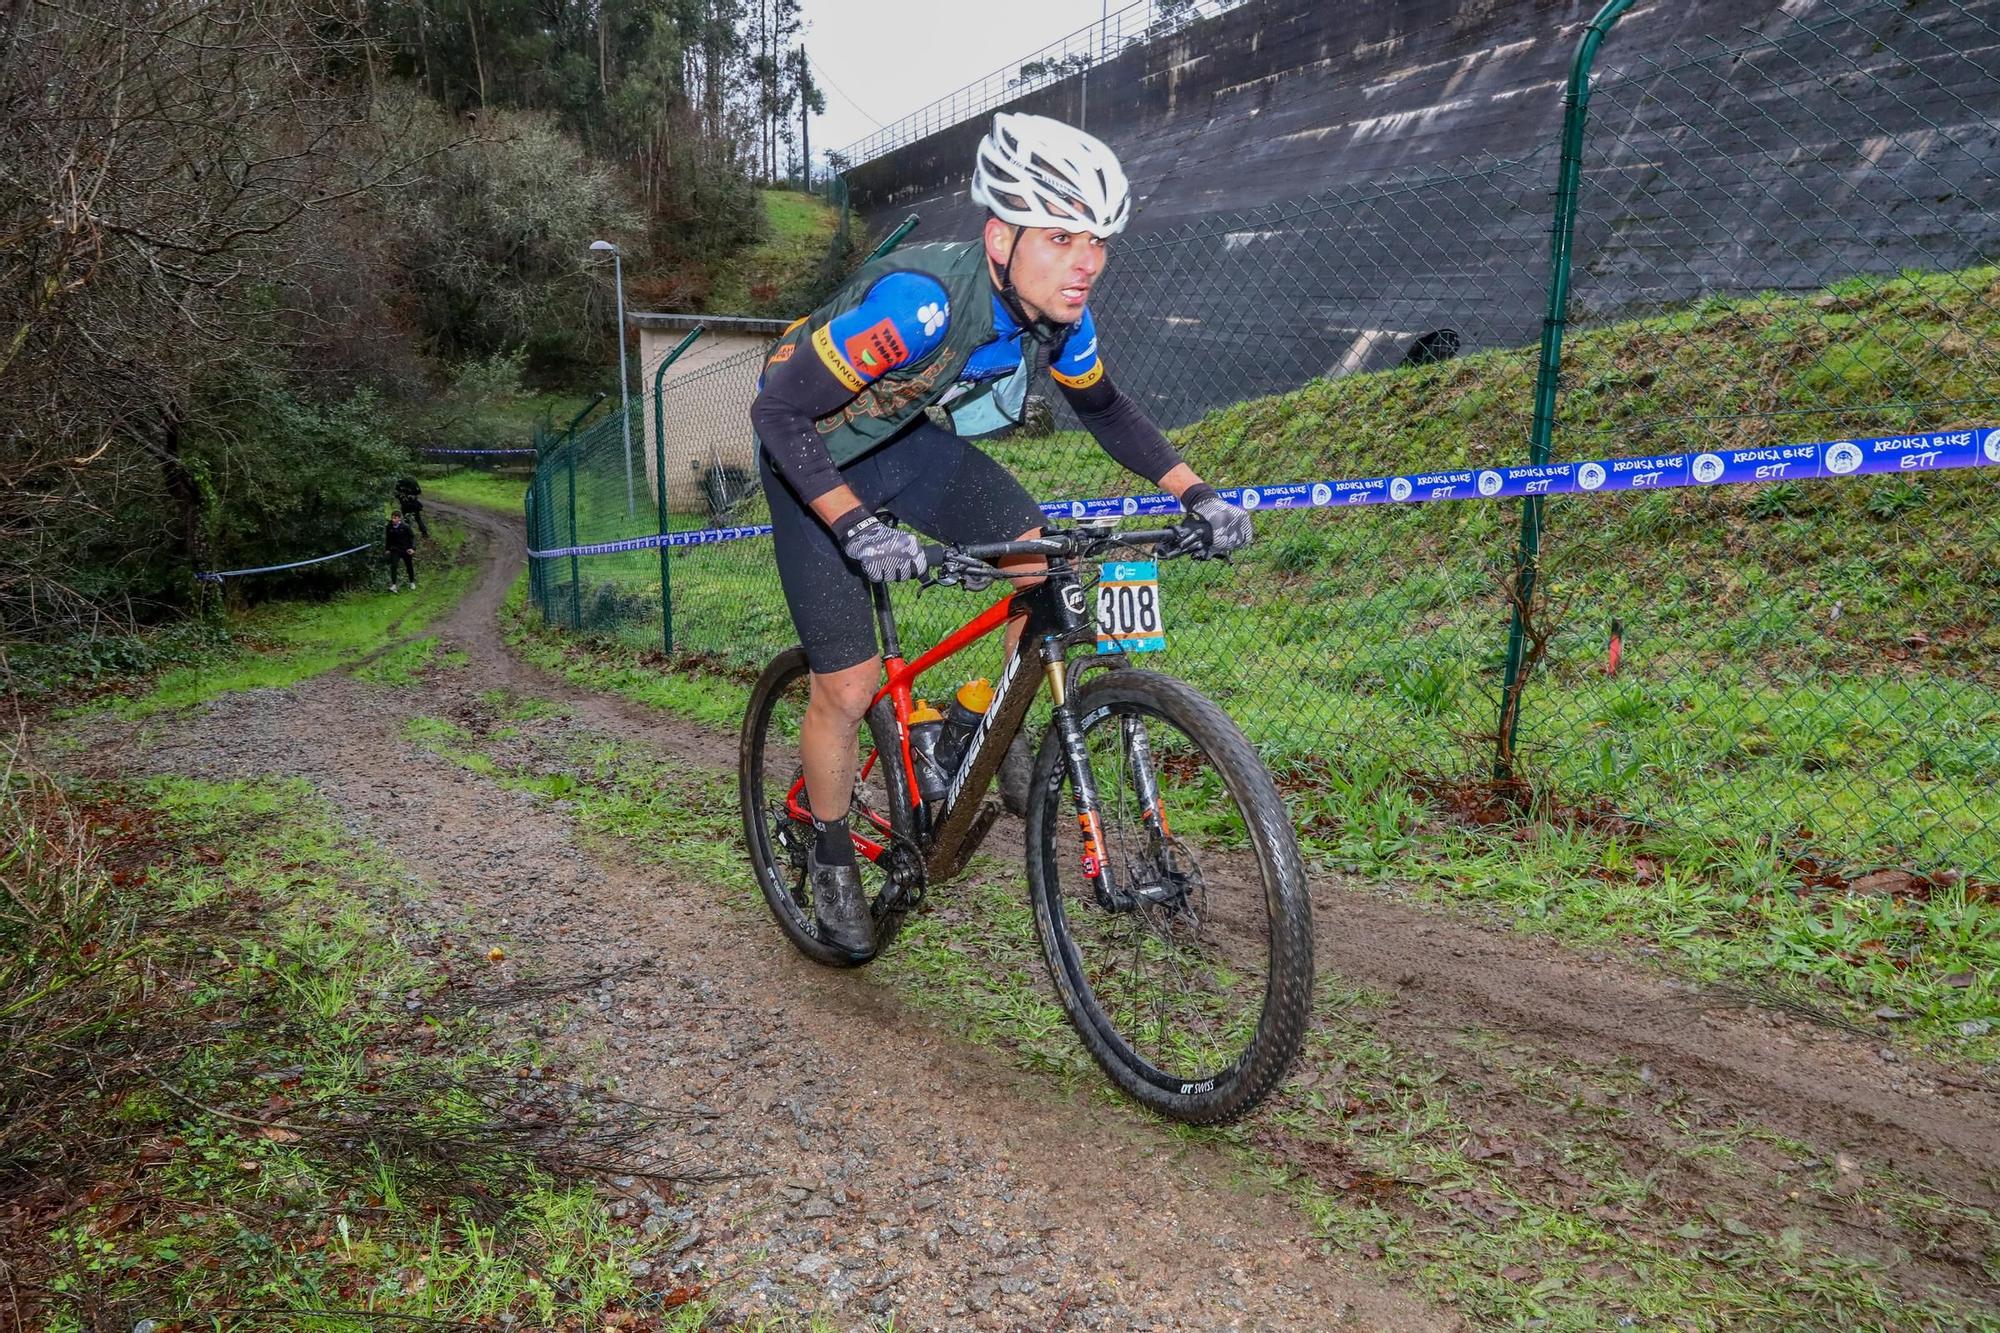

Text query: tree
(795, 46), (825, 189)
(379, 91), (642, 365)
(1010, 52), (1094, 89)
(1, 0), (415, 632)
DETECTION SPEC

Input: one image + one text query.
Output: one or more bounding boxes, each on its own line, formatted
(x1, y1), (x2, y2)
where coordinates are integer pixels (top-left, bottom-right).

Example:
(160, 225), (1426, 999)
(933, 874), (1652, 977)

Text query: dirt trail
(73, 504), (1999, 1329)
(91, 507), (1442, 1331)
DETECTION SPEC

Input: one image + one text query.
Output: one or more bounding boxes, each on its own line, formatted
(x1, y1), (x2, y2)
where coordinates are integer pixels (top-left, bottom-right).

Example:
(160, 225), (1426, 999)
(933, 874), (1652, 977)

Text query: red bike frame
(781, 593), (1023, 865)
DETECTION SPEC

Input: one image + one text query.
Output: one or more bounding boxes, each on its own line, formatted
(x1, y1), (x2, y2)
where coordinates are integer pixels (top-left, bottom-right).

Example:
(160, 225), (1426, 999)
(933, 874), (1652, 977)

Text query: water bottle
(934, 678), (993, 783)
(907, 700), (949, 802)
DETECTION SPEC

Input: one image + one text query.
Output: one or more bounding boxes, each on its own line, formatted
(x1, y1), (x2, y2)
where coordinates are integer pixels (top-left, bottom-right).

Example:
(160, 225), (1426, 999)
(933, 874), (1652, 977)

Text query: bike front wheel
(1026, 669), (1314, 1123)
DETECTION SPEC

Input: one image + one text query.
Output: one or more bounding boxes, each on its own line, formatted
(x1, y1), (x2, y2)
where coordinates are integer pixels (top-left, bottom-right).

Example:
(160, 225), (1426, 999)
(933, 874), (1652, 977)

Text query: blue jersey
(812, 271), (1104, 436)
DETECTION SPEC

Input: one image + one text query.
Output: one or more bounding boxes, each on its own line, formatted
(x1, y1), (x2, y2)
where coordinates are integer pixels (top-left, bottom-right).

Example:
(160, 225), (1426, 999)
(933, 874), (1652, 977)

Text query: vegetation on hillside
(691, 188), (846, 318)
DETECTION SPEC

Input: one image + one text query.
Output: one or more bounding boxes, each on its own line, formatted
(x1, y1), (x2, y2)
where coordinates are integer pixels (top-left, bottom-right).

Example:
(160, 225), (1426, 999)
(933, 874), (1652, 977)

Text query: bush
(377, 92), (643, 374)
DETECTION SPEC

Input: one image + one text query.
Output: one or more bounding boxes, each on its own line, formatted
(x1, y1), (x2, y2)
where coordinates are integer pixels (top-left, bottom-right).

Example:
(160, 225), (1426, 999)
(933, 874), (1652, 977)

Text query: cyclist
(750, 112), (1253, 960)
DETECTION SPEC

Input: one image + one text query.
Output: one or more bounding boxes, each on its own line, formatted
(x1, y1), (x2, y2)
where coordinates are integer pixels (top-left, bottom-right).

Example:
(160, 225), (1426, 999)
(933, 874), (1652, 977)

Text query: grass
(395, 369), (601, 456)
(1231, 984), (1999, 1331)
(422, 466), (531, 513)
(1289, 752), (2000, 1059)
(703, 189), (841, 318)
(522, 565), (2000, 1058)
(1, 763), (706, 1329)
(384, 698), (2000, 1332)
(69, 515), (478, 718)
(352, 634), (468, 687)
(502, 573), (754, 730)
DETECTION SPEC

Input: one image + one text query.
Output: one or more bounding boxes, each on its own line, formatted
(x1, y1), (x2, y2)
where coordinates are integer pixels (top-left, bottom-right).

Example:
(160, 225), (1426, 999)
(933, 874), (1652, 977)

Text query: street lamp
(590, 239), (635, 518)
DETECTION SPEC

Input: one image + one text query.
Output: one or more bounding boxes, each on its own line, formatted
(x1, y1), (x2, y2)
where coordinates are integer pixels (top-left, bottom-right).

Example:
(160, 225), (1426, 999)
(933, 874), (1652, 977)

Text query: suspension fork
(1122, 713), (1170, 840)
(1046, 639), (1128, 912)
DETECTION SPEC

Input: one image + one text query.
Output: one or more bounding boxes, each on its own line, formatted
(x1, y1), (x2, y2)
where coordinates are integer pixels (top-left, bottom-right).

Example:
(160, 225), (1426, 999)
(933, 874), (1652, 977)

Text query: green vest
(763, 242), (1004, 468)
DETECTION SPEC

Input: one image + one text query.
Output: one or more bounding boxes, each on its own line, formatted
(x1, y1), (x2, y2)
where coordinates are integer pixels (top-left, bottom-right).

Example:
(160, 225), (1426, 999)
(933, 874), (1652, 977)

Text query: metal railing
(832, 0), (1247, 167)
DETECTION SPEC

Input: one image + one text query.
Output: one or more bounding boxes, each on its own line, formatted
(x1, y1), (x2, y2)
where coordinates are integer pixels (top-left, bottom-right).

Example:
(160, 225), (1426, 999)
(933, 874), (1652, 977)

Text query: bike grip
(921, 543), (947, 571)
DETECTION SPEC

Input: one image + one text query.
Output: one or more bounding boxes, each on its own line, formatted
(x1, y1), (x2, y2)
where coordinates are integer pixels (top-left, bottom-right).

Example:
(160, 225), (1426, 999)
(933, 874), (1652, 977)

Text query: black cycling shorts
(759, 420), (1044, 674)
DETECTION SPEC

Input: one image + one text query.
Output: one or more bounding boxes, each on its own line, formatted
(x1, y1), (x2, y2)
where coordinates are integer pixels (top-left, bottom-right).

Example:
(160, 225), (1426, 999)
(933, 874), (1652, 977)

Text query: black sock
(812, 814), (855, 867)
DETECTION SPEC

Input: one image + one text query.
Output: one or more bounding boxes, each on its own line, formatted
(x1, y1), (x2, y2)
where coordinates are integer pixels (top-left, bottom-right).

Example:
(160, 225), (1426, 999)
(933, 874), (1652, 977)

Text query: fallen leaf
(487, 946), (507, 962)
(258, 1125), (301, 1143)
(1873, 1006), (1911, 1021)
(1632, 856), (1660, 885)
(1849, 869), (1915, 896)
(1500, 1264), (1536, 1282)
(1943, 970), (1975, 988)
(92, 1201), (140, 1236)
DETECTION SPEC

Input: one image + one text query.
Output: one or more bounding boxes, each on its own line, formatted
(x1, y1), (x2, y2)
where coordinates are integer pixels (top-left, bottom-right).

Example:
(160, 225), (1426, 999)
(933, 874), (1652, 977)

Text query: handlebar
(919, 522), (1203, 585)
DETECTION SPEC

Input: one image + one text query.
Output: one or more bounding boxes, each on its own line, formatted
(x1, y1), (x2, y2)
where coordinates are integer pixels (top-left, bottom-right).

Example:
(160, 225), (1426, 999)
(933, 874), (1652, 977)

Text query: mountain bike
(740, 520), (1313, 1123)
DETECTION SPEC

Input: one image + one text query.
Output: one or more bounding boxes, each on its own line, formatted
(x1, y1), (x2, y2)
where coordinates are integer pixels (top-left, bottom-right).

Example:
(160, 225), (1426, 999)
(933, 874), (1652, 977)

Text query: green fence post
(867, 214), (921, 261)
(650, 326), (705, 655)
(1494, 0), (1636, 780)
(524, 486), (538, 615)
(562, 393), (607, 448)
(531, 479), (547, 616)
(565, 444), (581, 632)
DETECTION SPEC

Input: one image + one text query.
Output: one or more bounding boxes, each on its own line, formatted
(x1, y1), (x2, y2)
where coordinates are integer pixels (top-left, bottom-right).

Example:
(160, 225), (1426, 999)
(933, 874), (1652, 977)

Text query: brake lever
(1160, 524), (1208, 561)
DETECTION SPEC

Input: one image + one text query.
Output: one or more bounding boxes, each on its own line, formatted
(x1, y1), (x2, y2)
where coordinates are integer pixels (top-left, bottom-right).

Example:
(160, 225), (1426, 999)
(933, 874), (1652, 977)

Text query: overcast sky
(799, 0), (1116, 159)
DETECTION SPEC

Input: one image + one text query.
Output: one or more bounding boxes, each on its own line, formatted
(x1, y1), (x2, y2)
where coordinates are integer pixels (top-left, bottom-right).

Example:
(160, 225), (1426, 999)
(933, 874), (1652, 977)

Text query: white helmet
(971, 113), (1132, 237)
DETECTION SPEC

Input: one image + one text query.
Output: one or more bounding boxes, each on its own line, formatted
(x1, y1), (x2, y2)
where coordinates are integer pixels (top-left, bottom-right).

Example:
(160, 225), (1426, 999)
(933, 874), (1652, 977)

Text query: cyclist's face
(987, 221), (1110, 324)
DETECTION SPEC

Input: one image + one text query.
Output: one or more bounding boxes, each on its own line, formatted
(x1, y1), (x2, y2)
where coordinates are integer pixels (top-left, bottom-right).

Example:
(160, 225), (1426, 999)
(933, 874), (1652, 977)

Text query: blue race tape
(196, 541), (375, 582)
(526, 523), (775, 559)
(421, 447), (540, 456)
(524, 426), (1998, 560)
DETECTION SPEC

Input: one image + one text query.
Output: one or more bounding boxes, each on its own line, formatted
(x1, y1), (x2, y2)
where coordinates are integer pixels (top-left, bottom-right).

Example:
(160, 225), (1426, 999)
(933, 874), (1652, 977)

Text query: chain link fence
(527, 0), (1999, 883)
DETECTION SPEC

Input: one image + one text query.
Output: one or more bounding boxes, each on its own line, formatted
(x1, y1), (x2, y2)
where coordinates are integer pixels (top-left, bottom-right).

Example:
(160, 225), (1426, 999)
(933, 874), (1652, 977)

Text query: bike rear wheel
(1026, 669), (1313, 1122)
(741, 646), (917, 967)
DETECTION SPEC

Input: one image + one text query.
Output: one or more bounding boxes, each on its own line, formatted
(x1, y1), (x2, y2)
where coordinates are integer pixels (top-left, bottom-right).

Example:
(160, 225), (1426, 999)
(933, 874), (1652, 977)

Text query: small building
(632, 312), (792, 518)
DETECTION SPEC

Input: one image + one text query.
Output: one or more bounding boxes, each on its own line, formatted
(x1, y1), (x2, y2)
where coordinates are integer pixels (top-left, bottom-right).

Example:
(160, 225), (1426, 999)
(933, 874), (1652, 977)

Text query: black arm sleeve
(1057, 371), (1186, 487)
(749, 345), (863, 509)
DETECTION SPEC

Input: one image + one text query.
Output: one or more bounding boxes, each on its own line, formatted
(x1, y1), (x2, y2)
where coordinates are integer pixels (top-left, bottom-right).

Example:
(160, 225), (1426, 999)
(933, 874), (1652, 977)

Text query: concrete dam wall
(844, 0), (2000, 429)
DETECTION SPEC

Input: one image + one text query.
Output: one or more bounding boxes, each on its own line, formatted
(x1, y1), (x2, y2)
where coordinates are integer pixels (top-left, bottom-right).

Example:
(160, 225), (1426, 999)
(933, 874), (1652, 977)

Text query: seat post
(871, 580), (904, 661)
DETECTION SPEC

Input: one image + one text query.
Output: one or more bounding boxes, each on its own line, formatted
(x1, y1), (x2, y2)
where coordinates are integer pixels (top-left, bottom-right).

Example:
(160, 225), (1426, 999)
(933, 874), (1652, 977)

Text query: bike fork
(1122, 713), (1170, 841)
(1046, 645), (1123, 911)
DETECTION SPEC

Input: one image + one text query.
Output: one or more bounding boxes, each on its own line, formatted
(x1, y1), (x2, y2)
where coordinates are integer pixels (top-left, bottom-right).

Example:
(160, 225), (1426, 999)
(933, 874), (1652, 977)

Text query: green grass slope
(702, 188), (840, 318)
(965, 266), (2000, 870)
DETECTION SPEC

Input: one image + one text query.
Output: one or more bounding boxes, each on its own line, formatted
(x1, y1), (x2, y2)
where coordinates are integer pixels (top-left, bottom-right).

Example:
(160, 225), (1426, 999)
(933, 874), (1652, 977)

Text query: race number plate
(1096, 561), (1165, 654)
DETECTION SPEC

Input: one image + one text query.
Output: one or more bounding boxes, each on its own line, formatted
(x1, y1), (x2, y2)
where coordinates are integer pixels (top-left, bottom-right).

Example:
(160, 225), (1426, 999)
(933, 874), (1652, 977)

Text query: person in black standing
(394, 476), (429, 537)
(385, 510), (417, 592)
